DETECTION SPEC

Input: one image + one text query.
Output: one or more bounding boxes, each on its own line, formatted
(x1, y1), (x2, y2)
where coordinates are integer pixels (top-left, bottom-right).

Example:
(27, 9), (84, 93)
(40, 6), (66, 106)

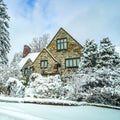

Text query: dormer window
(57, 38), (67, 50)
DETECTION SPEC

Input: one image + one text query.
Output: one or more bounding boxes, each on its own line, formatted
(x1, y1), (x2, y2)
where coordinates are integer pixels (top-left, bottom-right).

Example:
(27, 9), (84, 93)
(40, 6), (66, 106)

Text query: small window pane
(64, 42), (67, 49)
(41, 62), (43, 67)
(64, 39), (67, 42)
(44, 61), (47, 67)
(69, 60), (73, 67)
(61, 39), (63, 43)
(66, 60), (69, 67)
(61, 43), (64, 49)
(73, 59), (77, 66)
(77, 59), (80, 66)
(57, 44), (61, 50)
(57, 40), (60, 43)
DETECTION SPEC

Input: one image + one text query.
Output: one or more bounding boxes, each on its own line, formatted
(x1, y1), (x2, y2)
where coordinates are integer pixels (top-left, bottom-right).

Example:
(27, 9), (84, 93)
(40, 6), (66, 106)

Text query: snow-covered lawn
(0, 101), (120, 120)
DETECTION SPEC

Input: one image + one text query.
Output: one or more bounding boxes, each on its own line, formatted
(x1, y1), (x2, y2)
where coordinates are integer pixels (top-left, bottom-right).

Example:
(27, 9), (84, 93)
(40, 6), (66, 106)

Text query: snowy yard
(0, 102), (120, 120)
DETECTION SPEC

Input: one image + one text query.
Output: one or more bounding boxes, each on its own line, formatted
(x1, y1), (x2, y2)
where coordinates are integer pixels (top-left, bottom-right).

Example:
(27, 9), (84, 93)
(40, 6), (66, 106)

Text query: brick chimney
(22, 45), (31, 58)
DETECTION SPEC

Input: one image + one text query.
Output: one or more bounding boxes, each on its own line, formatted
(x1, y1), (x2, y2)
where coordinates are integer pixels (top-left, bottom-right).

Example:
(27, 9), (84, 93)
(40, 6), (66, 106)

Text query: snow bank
(0, 96), (79, 106)
(0, 96), (120, 110)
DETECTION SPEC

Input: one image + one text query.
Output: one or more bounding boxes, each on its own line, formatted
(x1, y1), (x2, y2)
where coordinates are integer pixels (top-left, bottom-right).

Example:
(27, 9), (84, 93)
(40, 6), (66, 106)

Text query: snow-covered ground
(0, 102), (120, 120)
(0, 96), (120, 110)
(0, 96), (80, 106)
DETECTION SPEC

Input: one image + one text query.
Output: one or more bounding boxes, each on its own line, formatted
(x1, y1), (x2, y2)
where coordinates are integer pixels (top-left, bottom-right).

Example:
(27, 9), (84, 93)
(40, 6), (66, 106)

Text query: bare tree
(11, 52), (22, 66)
(29, 33), (50, 53)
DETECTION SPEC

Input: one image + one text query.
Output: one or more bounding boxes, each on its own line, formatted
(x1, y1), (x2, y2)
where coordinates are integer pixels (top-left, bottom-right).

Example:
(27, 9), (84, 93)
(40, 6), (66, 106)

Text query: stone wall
(32, 28), (83, 76)
(47, 28), (82, 75)
(33, 49), (58, 75)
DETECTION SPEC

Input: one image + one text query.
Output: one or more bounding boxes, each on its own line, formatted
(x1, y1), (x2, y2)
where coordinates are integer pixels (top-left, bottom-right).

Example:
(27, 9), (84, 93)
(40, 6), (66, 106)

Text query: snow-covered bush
(68, 68), (120, 105)
(25, 73), (63, 99)
(59, 75), (75, 100)
(86, 87), (120, 106)
(6, 77), (25, 97)
(69, 38), (120, 106)
(0, 63), (22, 94)
(65, 71), (96, 101)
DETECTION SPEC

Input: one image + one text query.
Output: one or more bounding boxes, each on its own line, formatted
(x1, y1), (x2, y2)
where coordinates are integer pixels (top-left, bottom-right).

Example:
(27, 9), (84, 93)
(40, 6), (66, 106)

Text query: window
(40, 60), (48, 68)
(57, 38), (67, 50)
(24, 67), (32, 76)
(24, 68), (28, 76)
(65, 58), (80, 68)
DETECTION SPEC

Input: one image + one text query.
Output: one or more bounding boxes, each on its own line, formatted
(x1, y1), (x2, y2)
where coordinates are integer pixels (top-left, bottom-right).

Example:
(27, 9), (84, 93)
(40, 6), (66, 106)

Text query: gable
(33, 48), (59, 74)
(46, 28), (83, 62)
(33, 48), (58, 65)
(47, 27), (83, 49)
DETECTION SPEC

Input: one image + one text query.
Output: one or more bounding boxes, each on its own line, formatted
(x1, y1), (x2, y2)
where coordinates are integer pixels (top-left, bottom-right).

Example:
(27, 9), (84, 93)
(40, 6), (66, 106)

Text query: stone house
(19, 28), (83, 78)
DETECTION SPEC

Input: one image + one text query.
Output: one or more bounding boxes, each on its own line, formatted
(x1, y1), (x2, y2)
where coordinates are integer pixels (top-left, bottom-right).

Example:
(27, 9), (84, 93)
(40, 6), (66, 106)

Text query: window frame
(24, 68), (28, 76)
(24, 67), (32, 76)
(40, 60), (48, 68)
(56, 38), (68, 50)
(65, 58), (80, 68)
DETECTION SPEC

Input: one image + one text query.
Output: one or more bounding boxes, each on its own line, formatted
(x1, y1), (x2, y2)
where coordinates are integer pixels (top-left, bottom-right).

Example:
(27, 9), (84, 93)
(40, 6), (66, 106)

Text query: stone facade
(20, 28), (83, 78)
(33, 48), (59, 75)
(33, 28), (83, 76)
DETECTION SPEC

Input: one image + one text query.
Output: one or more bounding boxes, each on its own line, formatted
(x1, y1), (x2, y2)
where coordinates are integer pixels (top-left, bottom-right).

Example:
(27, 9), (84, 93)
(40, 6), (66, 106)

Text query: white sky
(4, 0), (120, 62)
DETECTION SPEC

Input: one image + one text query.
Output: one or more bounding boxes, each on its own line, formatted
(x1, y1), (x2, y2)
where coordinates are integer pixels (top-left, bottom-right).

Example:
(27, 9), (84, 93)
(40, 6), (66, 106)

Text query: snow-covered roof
(19, 52), (39, 69)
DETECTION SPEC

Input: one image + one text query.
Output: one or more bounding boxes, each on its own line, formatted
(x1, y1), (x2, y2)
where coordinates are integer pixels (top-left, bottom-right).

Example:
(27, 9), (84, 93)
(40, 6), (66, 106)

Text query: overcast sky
(4, 0), (120, 62)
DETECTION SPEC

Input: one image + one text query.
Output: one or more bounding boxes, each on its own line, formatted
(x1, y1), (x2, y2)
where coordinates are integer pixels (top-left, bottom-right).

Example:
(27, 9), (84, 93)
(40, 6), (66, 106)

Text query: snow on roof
(19, 52), (39, 69)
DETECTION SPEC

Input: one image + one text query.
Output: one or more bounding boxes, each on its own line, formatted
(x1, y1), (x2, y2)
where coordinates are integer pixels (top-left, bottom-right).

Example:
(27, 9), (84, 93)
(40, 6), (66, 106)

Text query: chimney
(22, 45), (31, 58)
